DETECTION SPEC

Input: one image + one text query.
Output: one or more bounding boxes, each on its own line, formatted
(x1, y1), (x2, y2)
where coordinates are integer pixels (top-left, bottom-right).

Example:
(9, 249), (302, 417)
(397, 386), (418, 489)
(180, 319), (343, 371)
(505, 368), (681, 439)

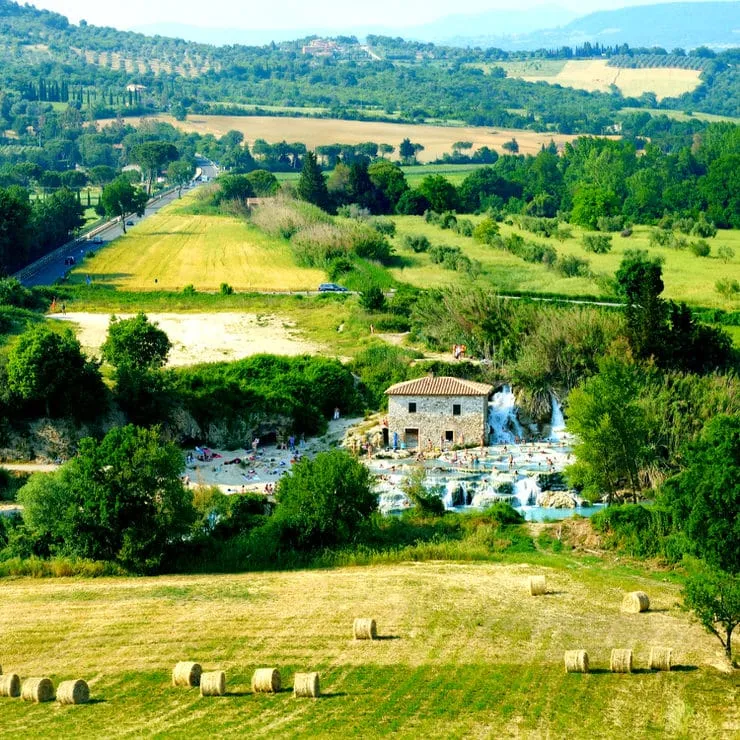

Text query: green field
(619, 108), (740, 125)
(1, 556), (736, 738)
(389, 218), (740, 310)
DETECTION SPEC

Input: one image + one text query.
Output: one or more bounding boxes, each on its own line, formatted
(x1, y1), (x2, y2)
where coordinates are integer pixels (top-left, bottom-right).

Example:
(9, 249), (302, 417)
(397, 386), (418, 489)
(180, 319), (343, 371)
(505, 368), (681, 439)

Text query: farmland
(97, 115), (593, 161)
(0, 557), (736, 738)
(497, 60), (703, 101)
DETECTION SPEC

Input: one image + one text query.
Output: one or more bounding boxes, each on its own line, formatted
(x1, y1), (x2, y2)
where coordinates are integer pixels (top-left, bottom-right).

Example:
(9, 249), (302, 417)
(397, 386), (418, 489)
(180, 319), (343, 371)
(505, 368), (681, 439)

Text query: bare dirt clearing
(98, 115), (595, 159)
(50, 312), (322, 366)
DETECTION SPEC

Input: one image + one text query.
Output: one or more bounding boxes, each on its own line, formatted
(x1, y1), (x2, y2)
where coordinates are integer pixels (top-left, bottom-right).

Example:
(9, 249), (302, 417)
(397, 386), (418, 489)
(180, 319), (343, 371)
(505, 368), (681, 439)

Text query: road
(20, 157), (218, 288)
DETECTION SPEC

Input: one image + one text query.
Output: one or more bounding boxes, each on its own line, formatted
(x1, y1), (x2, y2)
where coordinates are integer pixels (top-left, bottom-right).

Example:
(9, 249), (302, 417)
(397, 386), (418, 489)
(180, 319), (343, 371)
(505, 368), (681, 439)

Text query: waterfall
(488, 385), (524, 444)
(549, 392), (567, 442)
(443, 480), (456, 509)
(513, 476), (541, 507)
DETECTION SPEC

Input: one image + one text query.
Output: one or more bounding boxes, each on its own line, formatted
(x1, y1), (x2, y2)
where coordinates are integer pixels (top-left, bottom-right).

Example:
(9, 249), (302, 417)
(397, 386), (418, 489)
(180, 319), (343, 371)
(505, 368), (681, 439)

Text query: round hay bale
(610, 649), (633, 673)
(649, 647), (673, 671)
(621, 591), (650, 613)
(251, 668), (280, 694)
(0, 673), (21, 698)
(172, 661), (202, 688)
(564, 650), (589, 673)
(529, 575), (547, 596)
(21, 677), (54, 703)
(293, 672), (320, 698)
(56, 679), (89, 705)
(200, 671), (226, 697)
(353, 618), (377, 640)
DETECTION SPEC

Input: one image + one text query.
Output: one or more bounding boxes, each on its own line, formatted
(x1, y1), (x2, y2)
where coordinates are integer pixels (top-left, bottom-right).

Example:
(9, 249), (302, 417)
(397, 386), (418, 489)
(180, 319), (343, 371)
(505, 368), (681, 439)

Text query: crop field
(390, 218), (740, 310)
(0, 558), (736, 738)
(501, 60), (702, 101)
(70, 195), (324, 293)
(99, 115), (592, 161)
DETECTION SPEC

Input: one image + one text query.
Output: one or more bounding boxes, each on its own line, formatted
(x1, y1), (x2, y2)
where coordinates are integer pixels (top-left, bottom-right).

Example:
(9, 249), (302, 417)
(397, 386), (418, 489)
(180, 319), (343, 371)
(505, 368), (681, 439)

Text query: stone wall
(388, 394), (488, 448)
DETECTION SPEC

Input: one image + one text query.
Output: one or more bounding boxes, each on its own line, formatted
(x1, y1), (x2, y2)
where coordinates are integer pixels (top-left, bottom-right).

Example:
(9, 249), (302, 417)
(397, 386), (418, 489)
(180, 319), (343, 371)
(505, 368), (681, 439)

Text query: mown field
(72, 195), (325, 293)
(98, 115), (592, 160)
(497, 59), (702, 101)
(0, 558), (736, 738)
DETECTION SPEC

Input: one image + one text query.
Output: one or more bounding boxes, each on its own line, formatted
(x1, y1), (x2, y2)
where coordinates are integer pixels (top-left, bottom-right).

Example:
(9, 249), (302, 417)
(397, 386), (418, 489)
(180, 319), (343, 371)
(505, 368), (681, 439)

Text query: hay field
(390, 218), (740, 311)
(72, 195), (324, 293)
(506, 60), (702, 101)
(0, 560), (735, 737)
(98, 115), (590, 160)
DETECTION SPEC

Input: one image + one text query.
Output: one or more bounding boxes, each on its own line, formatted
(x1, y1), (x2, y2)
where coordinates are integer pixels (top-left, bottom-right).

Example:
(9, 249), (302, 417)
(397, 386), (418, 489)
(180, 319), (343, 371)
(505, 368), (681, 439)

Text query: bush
(582, 234), (613, 254)
(369, 217), (396, 237)
(596, 215), (625, 232)
(182, 284), (197, 295)
(718, 245), (736, 263)
(716, 278), (740, 298)
(472, 217), (500, 245)
(649, 228), (672, 248)
(454, 218), (474, 237)
(556, 255), (590, 278)
(620, 228), (633, 238)
(402, 234), (431, 253)
(327, 256), (354, 280)
(219, 282), (234, 296)
(689, 239), (711, 257)
(691, 215), (717, 238)
(359, 285), (386, 312)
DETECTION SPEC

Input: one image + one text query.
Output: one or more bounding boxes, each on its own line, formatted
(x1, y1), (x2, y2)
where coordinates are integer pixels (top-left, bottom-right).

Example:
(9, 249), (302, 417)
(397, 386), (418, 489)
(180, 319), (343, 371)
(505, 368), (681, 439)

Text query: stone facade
(385, 377), (493, 450)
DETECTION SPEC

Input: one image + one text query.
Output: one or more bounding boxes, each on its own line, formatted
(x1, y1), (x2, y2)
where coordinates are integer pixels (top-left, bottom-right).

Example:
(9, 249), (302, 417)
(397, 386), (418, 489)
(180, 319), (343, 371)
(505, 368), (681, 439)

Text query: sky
(22, 0), (726, 31)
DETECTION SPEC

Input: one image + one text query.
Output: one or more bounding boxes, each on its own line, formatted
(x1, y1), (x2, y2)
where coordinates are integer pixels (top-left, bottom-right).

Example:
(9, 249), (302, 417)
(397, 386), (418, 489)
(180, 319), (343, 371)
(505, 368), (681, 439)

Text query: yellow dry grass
(77, 196), (324, 293)
(96, 115), (596, 161)
(0, 561), (737, 738)
(516, 60), (701, 101)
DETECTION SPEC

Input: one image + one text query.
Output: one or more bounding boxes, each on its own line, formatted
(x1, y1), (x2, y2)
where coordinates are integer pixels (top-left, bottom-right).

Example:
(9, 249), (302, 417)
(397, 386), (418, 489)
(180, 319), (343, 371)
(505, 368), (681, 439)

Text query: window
(445, 430), (454, 442)
(453, 404), (461, 416)
(408, 402), (417, 413)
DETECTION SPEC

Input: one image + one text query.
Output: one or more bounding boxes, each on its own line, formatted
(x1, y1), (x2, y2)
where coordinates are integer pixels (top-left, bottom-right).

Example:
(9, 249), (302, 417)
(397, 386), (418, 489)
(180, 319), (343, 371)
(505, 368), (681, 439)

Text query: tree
(88, 165), (116, 186)
(6, 326), (105, 419)
(401, 466), (445, 516)
(683, 567), (740, 660)
(502, 138), (519, 153)
(0, 186), (31, 272)
(473, 217), (500, 245)
(215, 174), (255, 204)
(246, 169), (280, 196)
(418, 175), (459, 212)
(296, 152), (331, 212)
(100, 178), (148, 233)
(582, 234), (612, 254)
(368, 160), (408, 212)
(660, 414), (740, 573)
(565, 356), (648, 500)
(17, 425), (194, 572)
(130, 141), (179, 194)
(359, 285), (386, 312)
(101, 314), (172, 426)
(166, 159), (195, 197)
(273, 450), (377, 549)
(718, 245), (736, 263)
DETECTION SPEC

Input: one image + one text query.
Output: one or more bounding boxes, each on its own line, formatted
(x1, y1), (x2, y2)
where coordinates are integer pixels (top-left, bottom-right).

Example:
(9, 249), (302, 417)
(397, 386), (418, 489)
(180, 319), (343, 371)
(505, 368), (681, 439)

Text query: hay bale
(200, 671), (226, 697)
(529, 575), (547, 596)
(21, 677), (54, 703)
(0, 673), (21, 698)
(564, 650), (589, 673)
(610, 649), (633, 673)
(353, 618), (377, 640)
(56, 679), (89, 705)
(172, 661), (202, 687)
(621, 591), (650, 613)
(293, 672), (320, 698)
(251, 668), (280, 694)
(649, 647), (673, 671)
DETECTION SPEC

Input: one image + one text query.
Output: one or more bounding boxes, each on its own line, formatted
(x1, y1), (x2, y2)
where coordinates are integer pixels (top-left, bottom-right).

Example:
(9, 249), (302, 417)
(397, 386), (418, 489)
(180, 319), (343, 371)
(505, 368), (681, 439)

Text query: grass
(0, 558), (736, 737)
(619, 107), (740, 125)
(69, 193), (325, 293)
(389, 217), (740, 310)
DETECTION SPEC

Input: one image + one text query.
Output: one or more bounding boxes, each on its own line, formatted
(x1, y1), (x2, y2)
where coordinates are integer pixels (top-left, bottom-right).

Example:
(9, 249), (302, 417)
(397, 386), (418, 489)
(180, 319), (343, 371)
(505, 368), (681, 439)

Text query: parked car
(125, 220), (134, 226)
(88, 236), (103, 245)
(318, 283), (348, 293)
(64, 256), (75, 266)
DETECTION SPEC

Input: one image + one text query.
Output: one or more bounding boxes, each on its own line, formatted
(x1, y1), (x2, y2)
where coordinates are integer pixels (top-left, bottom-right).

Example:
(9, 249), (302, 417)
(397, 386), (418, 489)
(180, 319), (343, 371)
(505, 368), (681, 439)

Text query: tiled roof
(385, 376), (494, 397)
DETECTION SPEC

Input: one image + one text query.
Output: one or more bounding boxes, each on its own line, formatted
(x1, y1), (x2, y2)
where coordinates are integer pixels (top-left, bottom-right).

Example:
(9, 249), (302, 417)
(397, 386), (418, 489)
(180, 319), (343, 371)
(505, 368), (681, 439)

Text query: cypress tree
(296, 151), (331, 212)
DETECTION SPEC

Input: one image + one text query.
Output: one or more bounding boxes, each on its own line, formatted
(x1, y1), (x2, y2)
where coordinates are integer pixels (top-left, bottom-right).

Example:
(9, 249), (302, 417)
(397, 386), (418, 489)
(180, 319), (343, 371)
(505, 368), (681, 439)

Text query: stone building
(385, 376), (493, 449)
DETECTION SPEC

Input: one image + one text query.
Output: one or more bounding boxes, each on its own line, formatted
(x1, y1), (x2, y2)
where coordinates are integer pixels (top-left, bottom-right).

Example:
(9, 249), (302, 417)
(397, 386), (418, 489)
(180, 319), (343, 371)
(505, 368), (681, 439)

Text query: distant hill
(451, 2), (740, 51)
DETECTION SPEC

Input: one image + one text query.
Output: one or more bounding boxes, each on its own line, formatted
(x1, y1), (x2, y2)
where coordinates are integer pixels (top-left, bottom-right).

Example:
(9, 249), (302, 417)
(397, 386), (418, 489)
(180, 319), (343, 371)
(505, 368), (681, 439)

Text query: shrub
(673, 217), (695, 234)
(438, 211), (458, 230)
(473, 217), (500, 245)
(718, 245), (736, 263)
(649, 228), (672, 248)
(369, 217), (396, 237)
(402, 234), (431, 253)
(596, 215), (624, 232)
(582, 234), (613, 254)
(620, 228), (633, 237)
(715, 278), (740, 298)
(689, 239), (711, 257)
(327, 256), (354, 280)
(359, 285), (386, 312)
(219, 282), (234, 296)
(454, 218), (474, 237)
(556, 255), (590, 278)
(182, 284), (197, 295)
(670, 234), (688, 250)
(691, 215), (717, 238)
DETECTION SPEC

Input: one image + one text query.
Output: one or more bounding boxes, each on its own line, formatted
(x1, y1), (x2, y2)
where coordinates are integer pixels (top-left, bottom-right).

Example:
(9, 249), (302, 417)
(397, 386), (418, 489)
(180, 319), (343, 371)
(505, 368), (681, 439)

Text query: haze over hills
(130, 1), (739, 50)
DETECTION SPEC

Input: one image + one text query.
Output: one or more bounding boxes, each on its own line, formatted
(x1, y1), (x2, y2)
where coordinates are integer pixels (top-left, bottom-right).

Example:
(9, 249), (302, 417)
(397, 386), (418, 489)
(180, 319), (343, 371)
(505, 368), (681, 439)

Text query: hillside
(1, 559), (737, 737)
